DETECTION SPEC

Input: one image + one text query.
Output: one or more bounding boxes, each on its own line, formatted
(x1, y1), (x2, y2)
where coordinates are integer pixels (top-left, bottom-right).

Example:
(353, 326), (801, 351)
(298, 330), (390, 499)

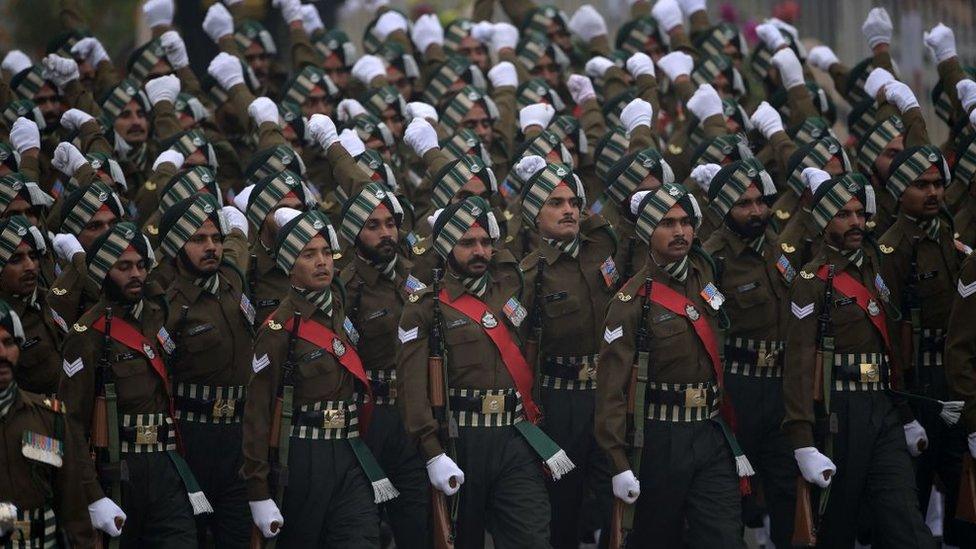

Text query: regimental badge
(146, 225), (159, 236)
(21, 431), (63, 468)
(800, 271), (815, 279)
(144, 180), (157, 191)
(332, 338), (346, 357)
(408, 293), (420, 303)
(867, 299), (880, 317)
(502, 297), (527, 327)
(268, 320), (282, 330)
(51, 287), (67, 296)
(600, 256), (620, 288)
(879, 244), (894, 254)
(616, 292), (632, 302)
(699, 283), (725, 310)
(685, 304), (700, 321)
(668, 143), (683, 155)
(780, 242), (795, 253)
(775, 210), (791, 220)
(72, 323), (87, 332)
(481, 311), (498, 328)
(412, 244), (427, 255)
(240, 294), (256, 325)
(142, 343), (155, 360)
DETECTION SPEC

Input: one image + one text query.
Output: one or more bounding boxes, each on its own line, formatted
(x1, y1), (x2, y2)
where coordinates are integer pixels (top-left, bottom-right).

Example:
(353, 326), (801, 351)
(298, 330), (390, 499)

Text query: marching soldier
(946, 250), (976, 501)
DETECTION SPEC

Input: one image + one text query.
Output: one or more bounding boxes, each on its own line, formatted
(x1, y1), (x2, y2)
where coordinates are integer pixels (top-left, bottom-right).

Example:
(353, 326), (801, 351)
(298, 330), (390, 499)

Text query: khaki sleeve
(768, 131), (797, 185)
(498, 49), (531, 87)
(498, 0), (537, 27)
(396, 299), (444, 459)
(421, 148), (452, 180)
(47, 253), (89, 327)
(92, 61), (121, 102)
(702, 113), (729, 139)
(595, 299), (638, 474)
(57, 332), (103, 503)
(635, 73), (661, 119)
(491, 84), (518, 157)
(57, 412), (99, 546)
(256, 120), (288, 150)
(629, 125), (655, 152)
(222, 229), (250, 272)
(218, 34), (245, 61)
(937, 56), (967, 126)
(241, 328), (280, 501)
(902, 106), (931, 148)
(782, 277), (822, 449)
(947, 255), (976, 433)
(472, 0), (495, 21)
(579, 98), (608, 150)
(151, 100), (182, 143)
(785, 83), (818, 127)
(78, 119), (114, 155)
(59, 0), (87, 30)
(62, 79), (100, 118)
(325, 142), (371, 198)
(420, 44), (448, 87)
(289, 23), (322, 71)
(602, 67), (630, 106)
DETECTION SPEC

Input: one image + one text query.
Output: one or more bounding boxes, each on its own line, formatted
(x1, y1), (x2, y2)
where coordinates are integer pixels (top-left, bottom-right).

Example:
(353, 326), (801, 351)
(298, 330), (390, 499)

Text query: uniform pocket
(544, 296), (581, 319)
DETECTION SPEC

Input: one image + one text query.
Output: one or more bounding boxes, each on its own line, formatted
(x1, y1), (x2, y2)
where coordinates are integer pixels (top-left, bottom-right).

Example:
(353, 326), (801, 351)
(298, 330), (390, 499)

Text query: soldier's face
(825, 155), (845, 177)
(382, 105), (405, 139)
(386, 66), (414, 101)
(184, 149), (208, 167)
(649, 207), (694, 264)
(114, 100), (148, 144)
(874, 135), (904, 181)
(290, 234), (334, 291)
(547, 21), (572, 52)
(1, 242), (39, 296)
(303, 87), (333, 117)
(3, 197), (39, 226)
(901, 167), (945, 219)
(454, 178), (490, 203)
(107, 248), (148, 302)
(79, 208), (118, 251)
(323, 54), (350, 91)
(825, 198), (866, 251)
(637, 174), (662, 193)
(462, 104), (493, 146)
(357, 206), (398, 263)
(728, 184), (770, 237)
(77, 57), (95, 89)
(451, 225), (492, 277)
(457, 36), (489, 73)
(531, 53), (560, 89)
(537, 184), (581, 241)
(245, 42), (271, 84)
(183, 219), (223, 275)
(0, 326), (19, 388)
(34, 83), (64, 127)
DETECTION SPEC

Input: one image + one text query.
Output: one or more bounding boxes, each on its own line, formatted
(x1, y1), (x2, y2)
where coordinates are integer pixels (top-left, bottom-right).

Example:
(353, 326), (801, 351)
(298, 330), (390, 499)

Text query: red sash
(279, 317), (374, 432)
(816, 265), (890, 350)
(437, 290), (541, 424)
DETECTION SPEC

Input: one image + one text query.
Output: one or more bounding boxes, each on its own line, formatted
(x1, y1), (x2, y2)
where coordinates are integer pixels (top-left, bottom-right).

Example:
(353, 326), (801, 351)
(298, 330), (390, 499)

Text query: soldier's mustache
(844, 228), (864, 238)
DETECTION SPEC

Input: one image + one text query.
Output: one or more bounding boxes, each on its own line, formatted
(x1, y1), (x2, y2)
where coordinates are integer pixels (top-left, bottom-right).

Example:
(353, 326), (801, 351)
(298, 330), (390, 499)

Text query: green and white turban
(441, 129), (492, 166)
(126, 39), (166, 84)
(515, 156), (585, 225)
(87, 221), (154, 286)
(9, 66), (47, 101)
(444, 19), (475, 52)
(952, 130), (976, 188)
(159, 166), (221, 214)
(58, 181), (125, 236)
(516, 78), (565, 112)
(244, 144), (306, 185)
(421, 56), (486, 107)
(846, 98), (878, 143)
(515, 130), (573, 166)
(855, 115), (904, 176)
(706, 158), (776, 220)
(549, 115), (587, 155)
(162, 129), (218, 170)
(0, 299), (25, 344)
(431, 155), (497, 210)
(887, 145), (951, 200)
(692, 55), (745, 98)
(314, 29), (356, 68)
(339, 182), (404, 244)
(0, 215), (45, 271)
(807, 170), (875, 233)
(594, 128), (629, 180)
(376, 42), (419, 80)
(245, 170), (314, 228)
(521, 5), (569, 39)
(605, 148), (675, 204)
(695, 22), (748, 59)
(348, 112), (395, 148)
(2, 100), (45, 132)
(157, 193), (225, 260)
(516, 32), (569, 74)
(615, 17), (663, 55)
(630, 183), (702, 245)
(282, 66), (339, 108)
(788, 116), (835, 148)
(273, 209), (339, 273)
(429, 196), (500, 259)
(234, 20), (277, 56)
(98, 78), (149, 127)
(441, 85), (498, 131)
(784, 136), (850, 196)
(0, 173), (54, 214)
(364, 85), (407, 120)
(83, 153), (127, 192)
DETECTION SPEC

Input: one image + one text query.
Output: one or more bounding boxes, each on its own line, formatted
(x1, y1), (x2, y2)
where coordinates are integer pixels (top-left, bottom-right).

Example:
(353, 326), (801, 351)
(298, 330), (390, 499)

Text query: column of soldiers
(4, 0), (976, 547)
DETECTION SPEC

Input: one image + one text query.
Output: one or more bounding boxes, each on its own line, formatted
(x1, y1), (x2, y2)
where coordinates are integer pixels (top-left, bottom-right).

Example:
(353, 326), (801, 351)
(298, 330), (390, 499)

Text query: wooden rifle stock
(431, 489), (453, 549)
(429, 357), (445, 408)
(92, 397), (108, 448)
(249, 526), (263, 549)
(957, 453), (976, 524)
(813, 353), (823, 403)
(608, 500), (625, 549)
(792, 477), (816, 546)
(269, 398), (283, 449)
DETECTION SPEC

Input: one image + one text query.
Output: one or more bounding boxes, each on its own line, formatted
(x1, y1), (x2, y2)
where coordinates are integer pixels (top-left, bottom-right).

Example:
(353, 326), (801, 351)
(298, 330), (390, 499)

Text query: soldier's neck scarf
(456, 272), (490, 298)
(543, 236), (580, 259)
(0, 382), (17, 418)
(841, 248), (864, 270)
(123, 299), (145, 322)
(747, 234), (766, 257)
(295, 286), (333, 318)
(15, 288), (40, 311)
(114, 132), (148, 168)
(195, 272), (221, 296)
(657, 255), (690, 283)
(369, 255), (397, 281)
(920, 218), (941, 242)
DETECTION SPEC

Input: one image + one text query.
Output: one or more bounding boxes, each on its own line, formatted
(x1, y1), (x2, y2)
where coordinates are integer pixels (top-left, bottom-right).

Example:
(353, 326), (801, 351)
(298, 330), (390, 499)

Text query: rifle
(92, 307), (112, 449)
(94, 307), (123, 549)
(428, 268), (459, 548)
(902, 238), (924, 394)
(170, 306), (190, 368)
(957, 453), (976, 524)
(248, 252), (258, 326)
(621, 237), (637, 290)
(524, 256), (546, 406)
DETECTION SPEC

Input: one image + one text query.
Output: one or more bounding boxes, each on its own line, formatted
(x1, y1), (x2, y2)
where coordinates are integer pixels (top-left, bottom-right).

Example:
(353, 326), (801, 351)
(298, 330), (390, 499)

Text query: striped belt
(724, 338), (785, 377)
(645, 381), (721, 422)
(541, 354), (599, 390)
(120, 413), (176, 453)
(832, 352), (889, 392)
(5, 506), (56, 548)
(918, 328), (946, 367)
(365, 369), (397, 405)
(447, 388), (524, 427)
(290, 400), (361, 440)
(173, 383), (246, 424)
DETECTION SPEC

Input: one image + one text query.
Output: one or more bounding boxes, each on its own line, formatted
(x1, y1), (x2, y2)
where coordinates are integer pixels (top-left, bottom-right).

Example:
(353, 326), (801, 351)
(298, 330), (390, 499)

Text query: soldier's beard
(448, 253), (489, 278)
(727, 215), (767, 238)
(358, 237), (397, 264)
(105, 278), (143, 304)
(179, 249), (220, 277)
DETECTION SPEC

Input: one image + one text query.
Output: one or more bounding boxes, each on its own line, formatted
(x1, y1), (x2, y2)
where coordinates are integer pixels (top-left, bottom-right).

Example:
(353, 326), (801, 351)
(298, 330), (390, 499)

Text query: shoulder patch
(775, 210), (791, 220)
(145, 224), (159, 236)
(959, 279), (976, 299)
(398, 326), (419, 343)
(267, 320), (282, 330)
(880, 244), (894, 254)
(604, 325), (624, 343)
(72, 323), (87, 333)
(62, 358), (84, 377)
(412, 244), (427, 255)
(799, 270), (815, 279)
(791, 302), (815, 319)
(616, 292), (632, 302)
(780, 242), (795, 253)
(252, 353), (270, 373)
(51, 287), (67, 296)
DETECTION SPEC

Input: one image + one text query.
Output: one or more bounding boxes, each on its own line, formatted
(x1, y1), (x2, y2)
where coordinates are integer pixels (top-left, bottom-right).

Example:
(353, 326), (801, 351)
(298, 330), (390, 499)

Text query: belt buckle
(481, 394), (505, 414)
(859, 363), (880, 383)
(212, 398), (236, 418)
(577, 364), (596, 381)
(321, 408), (346, 429)
(135, 424), (158, 445)
(758, 350), (778, 368)
(387, 386), (397, 399)
(684, 388), (707, 408)
(13, 519), (30, 540)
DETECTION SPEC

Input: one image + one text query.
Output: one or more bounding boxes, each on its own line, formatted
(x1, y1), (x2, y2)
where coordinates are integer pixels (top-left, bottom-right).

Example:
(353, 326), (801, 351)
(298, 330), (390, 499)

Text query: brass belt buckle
(212, 398), (236, 418)
(684, 388), (707, 408)
(481, 394), (505, 414)
(578, 364), (596, 381)
(13, 519), (30, 540)
(859, 363), (880, 383)
(387, 387), (397, 399)
(135, 424), (158, 445)
(759, 350), (778, 368)
(322, 408), (346, 429)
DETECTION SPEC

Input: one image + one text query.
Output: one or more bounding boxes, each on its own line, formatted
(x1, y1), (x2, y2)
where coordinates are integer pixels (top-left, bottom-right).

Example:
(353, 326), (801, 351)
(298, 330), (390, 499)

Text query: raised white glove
(160, 30), (189, 69)
(471, 21), (494, 45)
(620, 98), (653, 136)
(519, 104), (556, 132)
(203, 3), (234, 42)
(862, 7), (893, 49)
(488, 61), (518, 88)
(373, 11), (409, 41)
(406, 102), (438, 123)
(272, 0), (303, 24)
(52, 234), (84, 262)
(626, 52), (655, 78)
(338, 128), (367, 157)
(690, 163), (721, 193)
(351, 55), (386, 86)
(769, 17), (800, 46)
(2, 50), (32, 76)
(248, 97), (280, 126)
(656, 51), (694, 81)
(969, 432), (976, 459)
(807, 46), (840, 72)
(568, 5), (608, 42)
(41, 54), (79, 90)
(795, 447), (836, 488)
(750, 101), (784, 139)
(515, 155), (546, 181)
(612, 470), (640, 504)
(567, 74), (596, 104)
(755, 23), (786, 51)
(233, 185), (253, 212)
(412, 14), (444, 54)
(9, 118), (40, 154)
(404, 118), (439, 156)
(802, 167), (831, 194)
(221, 206), (248, 237)
(940, 400), (964, 426)
(584, 56), (615, 79)
(300, 5), (324, 33)
(307, 114), (339, 149)
(676, 0), (706, 16)
(249, 499), (283, 538)
(60, 109), (95, 132)
(971, 108), (976, 130)
(52, 142), (88, 175)
(208, 52), (245, 90)
(863, 67), (895, 100)
(651, 0), (683, 33)
(145, 75), (181, 105)
(884, 81), (920, 113)
(153, 149), (185, 170)
(71, 38), (110, 67)
(142, 0), (175, 29)
(490, 23), (519, 53)
(771, 48), (804, 89)
(426, 453), (465, 496)
(686, 84), (723, 120)
(362, 0), (390, 11)
(904, 420), (928, 457)
(88, 497), (125, 537)
(337, 99), (367, 122)
(958, 80), (976, 113)
(924, 23), (957, 63)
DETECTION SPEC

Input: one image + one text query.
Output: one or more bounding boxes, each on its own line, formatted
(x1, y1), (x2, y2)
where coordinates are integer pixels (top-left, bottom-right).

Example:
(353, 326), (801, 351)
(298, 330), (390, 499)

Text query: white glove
(300, 5), (324, 33)
(233, 185), (254, 212)
(676, 0), (706, 16)
(52, 142), (88, 176)
(612, 470), (640, 504)
(412, 14), (444, 54)
(884, 81), (920, 113)
(769, 18), (800, 45)
(373, 11), (409, 41)
(862, 7), (893, 49)
(690, 163), (721, 192)
(487, 61), (518, 88)
(362, 0), (390, 11)
(656, 51), (694, 81)
(971, 109), (976, 130)
(924, 23), (957, 63)
(490, 23), (519, 53)
(969, 432), (976, 459)
(152, 149), (185, 171)
(515, 155), (546, 181)
(406, 102), (438, 123)
(52, 234), (84, 262)
(584, 56), (615, 79)
(651, 0), (683, 33)
(519, 104), (556, 132)
(426, 453), (465, 496)
(272, 0), (303, 24)
(88, 497), (125, 537)
(771, 48), (804, 89)
(142, 0), (175, 29)
(404, 118), (439, 156)
(471, 21), (494, 44)
(71, 37), (110, 67)
(337, 99), (367, 123)
(568, 5), (608, 42)
(60, 109), (95, 132)
(307, 114), (339, 149)
(203, 3), (234, 42)
(160, 30), (189, 69)
(351, 55), (386, 86)
(620, 98), (653, 136)
(940, 400), (964, 426)
(221, 206), (248, 237)
(686, 84), (723, 120)
(957, 80), (976, 113)
(41, 54), (79, 90)
(222, 0), (243, 6)
(750, 101), (784, 139)
(802, 167), (831, 194)
(794, 447), (836, 488)
(807, 46), (840, 72)
(567, 74), (596, 104)
(1, 50), (32, 76)
(338, 128), (367, 157)
(208, 52), (245, 90)
(626, 52), (655, 78)
(755, 23), (786, 51)
(249, 499), (283, 538)
(145, 75), (181, 106)
(863, 67), (895, 100)
(9, 118), (40, 154)
(903, 420), (928, 457)
(248, 97), (280, 126)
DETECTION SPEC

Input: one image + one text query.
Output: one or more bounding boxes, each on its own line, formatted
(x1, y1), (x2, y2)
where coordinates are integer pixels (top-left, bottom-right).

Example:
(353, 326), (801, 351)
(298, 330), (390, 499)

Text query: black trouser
(278, 437), (379, 548)
(540, 387), (611, 549)
(454, 425), (550, 549)
(118, 452), (197, 548)
(178, 420), (250, 548)
(724, 373), (797, 547)
(363, 403), (430, 549)
(814, 391), (936, 548)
